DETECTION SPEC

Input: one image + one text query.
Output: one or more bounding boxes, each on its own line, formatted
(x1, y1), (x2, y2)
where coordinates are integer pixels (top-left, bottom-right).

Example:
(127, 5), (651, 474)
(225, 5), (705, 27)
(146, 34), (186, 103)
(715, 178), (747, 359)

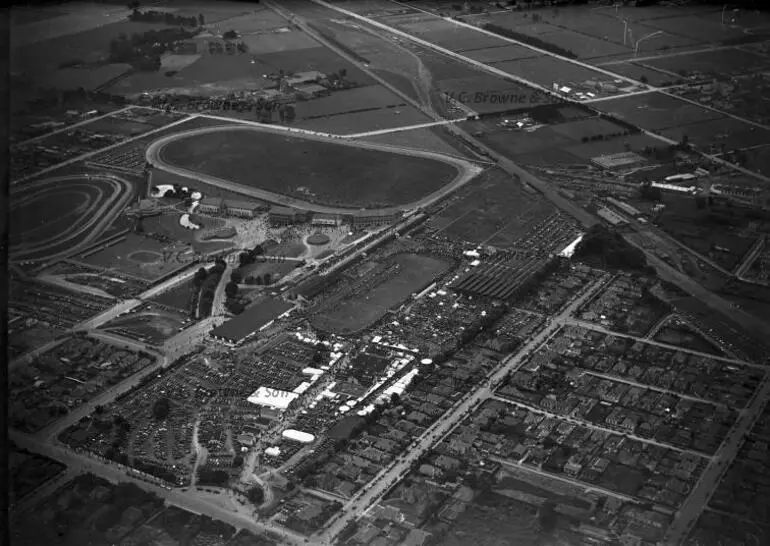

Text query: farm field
(79, 233), (189, 281)
(594, 92), (724, 131)
(416, 27), (510, 52)
(598, 61), (679, 87)
(311, 253), (450, 334)
(641, 47), (770, 78)
(81, 115), (160, 138)
(491, 56), (624, 90)
(209, 8), (290, 33)
(295, 104), (432, 135)
(11, 20), (183, 79)
(158, 126), (459, 207)
(241, 31), (321, 54)
(294, 85), (406, 119)
(463, 44), (541, 64)
(660, 117), (770, 152)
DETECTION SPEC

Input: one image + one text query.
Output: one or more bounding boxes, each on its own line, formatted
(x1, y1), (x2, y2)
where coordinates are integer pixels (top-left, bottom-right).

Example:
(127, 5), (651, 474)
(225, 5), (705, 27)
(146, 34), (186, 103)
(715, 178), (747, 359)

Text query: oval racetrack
(10, 174), (135, 263)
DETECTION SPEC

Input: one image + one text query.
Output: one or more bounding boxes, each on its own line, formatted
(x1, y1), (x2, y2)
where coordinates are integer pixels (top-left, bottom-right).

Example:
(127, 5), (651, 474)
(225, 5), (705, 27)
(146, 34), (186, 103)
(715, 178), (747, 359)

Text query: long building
(198, 197), (267, 218)
(210, 298), (294, 345)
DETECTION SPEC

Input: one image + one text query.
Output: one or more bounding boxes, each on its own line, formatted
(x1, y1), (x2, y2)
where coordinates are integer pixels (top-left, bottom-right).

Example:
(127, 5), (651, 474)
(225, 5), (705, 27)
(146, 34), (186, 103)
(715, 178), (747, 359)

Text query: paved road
(663, 375), (770, 545)
(314, 278), (605, 544)
(211, 261), (234, 317)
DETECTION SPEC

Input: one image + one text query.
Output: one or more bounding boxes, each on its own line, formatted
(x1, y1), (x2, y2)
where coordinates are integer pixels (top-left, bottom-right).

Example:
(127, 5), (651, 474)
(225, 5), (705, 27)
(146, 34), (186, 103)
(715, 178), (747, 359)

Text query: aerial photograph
(6, 0), (770, 544)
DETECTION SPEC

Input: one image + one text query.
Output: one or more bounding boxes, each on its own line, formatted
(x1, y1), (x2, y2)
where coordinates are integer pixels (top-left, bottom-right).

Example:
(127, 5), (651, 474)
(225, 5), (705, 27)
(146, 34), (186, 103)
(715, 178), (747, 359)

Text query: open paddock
(492, 56), (619, 90)
(661, 117), (770, 151)
(465, 44), (541, 64)
(417, 27), (509, 52)
(78, 115), (157, 138)
(160, 53), (202, 72)
(311, 253), (451, 334)
(79, 233), (188, 281)
(213, 10), (292, 33)
(550, 116), (634, 141)
(110, 55), (275, 96)
(241, 31), (321, 54)
(474, 125), (576, 156)
(251, 46), (374, 86)
(294, 84), (405, 119)
(11, 7), (66, 25)
(595, 92), (724, 130)
(12, 20), (186, 75)
(288, 103), (432, 134)
(360, 125), (469, 158)
(642, 47), (770, 78)
(528, 28), (632, 60)
(413, 45), (499, 82)
(564, 133), (662, 160)
(598, 61), (677, 86)
(511, 147), (585, 168)
(633, 15), (763, 45)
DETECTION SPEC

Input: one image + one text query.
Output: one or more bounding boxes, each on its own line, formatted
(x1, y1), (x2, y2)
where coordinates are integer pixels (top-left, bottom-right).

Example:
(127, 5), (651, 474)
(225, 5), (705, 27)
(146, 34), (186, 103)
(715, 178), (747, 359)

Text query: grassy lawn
(159, 127), (458, 208)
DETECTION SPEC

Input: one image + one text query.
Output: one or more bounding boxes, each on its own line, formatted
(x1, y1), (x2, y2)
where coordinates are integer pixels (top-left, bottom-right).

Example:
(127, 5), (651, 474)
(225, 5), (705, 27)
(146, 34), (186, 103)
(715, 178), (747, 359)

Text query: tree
(231, 270), (243, 285)
(194, 267), (208, 286)
(225, 281), (238, 299)
(640, 74), (649, 84)
(262, 273), (272, 285)
(198, 13), (205, 26)
(253, 244), (264, 256)
(128, 1), (140, 11)
(247, 485), (265, 504)
(152, 397), (171, 420)
(222, 29), (238, 40)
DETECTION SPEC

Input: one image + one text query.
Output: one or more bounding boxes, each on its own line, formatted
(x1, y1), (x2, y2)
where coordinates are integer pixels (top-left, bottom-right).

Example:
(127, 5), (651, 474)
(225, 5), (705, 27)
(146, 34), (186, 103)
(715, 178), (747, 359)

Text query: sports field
(158, 127), (460, 207)
(311, 253), (450, 334)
